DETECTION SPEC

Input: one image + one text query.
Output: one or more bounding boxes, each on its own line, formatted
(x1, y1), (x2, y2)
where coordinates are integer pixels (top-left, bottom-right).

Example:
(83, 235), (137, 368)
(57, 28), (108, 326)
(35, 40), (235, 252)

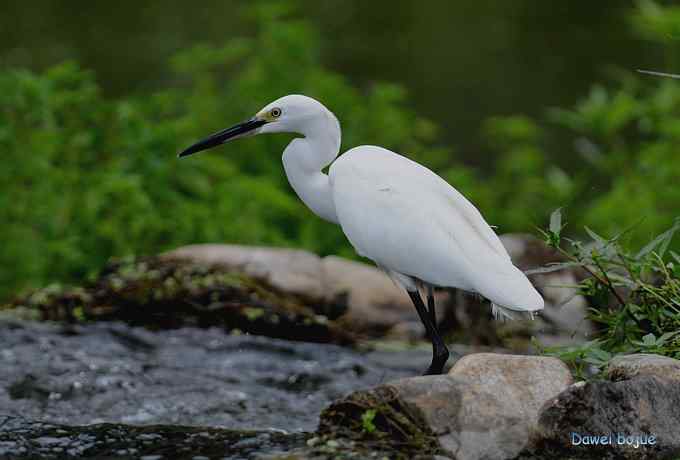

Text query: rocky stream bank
(1, 238), (679, 459)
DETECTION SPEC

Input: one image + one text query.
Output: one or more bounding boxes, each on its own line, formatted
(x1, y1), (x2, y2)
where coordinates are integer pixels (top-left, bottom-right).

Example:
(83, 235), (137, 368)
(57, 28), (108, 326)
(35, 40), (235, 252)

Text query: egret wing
(329, 146), (543, 311)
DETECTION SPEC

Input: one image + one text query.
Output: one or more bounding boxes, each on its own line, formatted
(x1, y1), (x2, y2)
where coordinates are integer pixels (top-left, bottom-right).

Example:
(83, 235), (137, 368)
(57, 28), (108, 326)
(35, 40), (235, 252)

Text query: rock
(606, 353), (680, 383)
(525, 375), (680, 459)
(322, 256), (425, 335)
(320, 353), (573, 460)
(9, 256), (354, 345)
(164, 244), (328, 300)
(165, 244), (425, 337)
(449, 353), (574, 410)
(0, 413), (442, 460)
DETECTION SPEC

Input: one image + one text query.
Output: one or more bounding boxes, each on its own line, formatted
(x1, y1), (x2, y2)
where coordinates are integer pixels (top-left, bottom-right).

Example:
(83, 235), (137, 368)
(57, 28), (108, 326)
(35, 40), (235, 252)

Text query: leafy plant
(536, 209), (680, 379)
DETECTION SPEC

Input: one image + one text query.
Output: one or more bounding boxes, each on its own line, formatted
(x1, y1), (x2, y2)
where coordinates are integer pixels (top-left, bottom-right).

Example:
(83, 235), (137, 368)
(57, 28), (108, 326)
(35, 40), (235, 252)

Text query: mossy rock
(317, 385), (442, 459)
(4, 256), (354, 346)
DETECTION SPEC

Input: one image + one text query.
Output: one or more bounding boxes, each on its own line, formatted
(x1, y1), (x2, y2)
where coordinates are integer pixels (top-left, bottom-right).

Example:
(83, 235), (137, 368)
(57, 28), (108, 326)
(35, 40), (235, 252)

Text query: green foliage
(0, 5), (450, 300)
(480, 74), (680, 247)
(537, 211), (680, 380)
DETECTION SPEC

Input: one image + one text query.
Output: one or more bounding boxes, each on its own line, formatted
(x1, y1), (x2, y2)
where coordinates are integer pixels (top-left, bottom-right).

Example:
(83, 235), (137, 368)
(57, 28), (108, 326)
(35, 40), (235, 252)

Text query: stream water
(0, 319), (433, 432)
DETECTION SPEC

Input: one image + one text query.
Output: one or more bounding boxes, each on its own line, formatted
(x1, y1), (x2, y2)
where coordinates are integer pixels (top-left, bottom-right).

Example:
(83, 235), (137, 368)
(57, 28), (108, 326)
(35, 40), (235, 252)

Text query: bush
(536, 210), (680, 379)
(0, 5), (451, 300)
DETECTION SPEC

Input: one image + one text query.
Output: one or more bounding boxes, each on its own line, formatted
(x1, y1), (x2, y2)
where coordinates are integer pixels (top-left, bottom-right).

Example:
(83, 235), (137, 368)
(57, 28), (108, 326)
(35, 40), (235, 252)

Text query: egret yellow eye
(270, 107), (282, 118)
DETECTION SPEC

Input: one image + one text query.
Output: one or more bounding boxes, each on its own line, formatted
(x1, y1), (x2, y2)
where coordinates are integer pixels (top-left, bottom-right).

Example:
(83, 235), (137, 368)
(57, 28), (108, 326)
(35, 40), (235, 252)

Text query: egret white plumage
(179, 94), (544, 374)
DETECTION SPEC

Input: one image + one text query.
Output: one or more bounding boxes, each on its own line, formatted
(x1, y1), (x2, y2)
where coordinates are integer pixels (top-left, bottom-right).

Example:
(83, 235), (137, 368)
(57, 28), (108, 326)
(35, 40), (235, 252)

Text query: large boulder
(9, 256), (355, 345)
(320, 353), (573, 460)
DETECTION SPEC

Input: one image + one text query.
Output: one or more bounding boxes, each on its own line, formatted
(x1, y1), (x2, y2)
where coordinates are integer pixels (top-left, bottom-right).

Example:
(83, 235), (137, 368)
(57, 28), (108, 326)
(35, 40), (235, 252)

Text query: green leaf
(361, 409), (377, 433)
(584, 226), (608, 247)
(523, 261), (582, 275)
(670, 251), (680, 265)
(592, 348), (611, 360)
(636, 218), (680, 259)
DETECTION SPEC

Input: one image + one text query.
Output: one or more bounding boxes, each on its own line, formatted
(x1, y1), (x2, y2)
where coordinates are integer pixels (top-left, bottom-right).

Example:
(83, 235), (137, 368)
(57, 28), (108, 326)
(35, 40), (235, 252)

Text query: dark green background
(0, 0), (662, 165)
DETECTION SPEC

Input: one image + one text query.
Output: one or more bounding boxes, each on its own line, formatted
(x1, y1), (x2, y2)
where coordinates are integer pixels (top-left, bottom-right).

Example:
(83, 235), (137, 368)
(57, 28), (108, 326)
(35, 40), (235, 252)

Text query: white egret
(179, 95), (544, 374)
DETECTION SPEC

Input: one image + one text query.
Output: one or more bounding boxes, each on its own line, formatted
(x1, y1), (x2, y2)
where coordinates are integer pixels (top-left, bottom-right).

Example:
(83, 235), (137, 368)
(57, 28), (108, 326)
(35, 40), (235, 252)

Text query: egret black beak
(178, 117), (267, 158)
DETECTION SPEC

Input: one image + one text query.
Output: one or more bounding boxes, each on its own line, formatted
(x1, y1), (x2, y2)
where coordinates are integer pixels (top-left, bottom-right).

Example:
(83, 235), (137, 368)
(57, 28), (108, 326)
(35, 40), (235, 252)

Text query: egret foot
(423, 346), (450, 375)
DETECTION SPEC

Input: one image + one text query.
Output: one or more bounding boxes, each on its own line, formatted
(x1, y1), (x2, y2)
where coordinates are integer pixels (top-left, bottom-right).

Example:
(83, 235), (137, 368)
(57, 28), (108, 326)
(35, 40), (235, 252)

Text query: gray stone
(526, 375), (680, 459)
(607, 353), (680, 382)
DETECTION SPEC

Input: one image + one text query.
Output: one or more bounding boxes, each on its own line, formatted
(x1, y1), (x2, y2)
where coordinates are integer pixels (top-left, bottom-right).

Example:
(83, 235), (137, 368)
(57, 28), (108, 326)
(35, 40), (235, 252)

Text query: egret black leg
(407, 290), (449, 375)
(427, 288), (436, 327)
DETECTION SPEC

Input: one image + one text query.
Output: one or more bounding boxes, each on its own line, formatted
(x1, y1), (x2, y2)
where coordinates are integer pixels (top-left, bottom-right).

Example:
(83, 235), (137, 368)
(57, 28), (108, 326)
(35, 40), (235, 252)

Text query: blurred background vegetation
(1, 0), (679, 301)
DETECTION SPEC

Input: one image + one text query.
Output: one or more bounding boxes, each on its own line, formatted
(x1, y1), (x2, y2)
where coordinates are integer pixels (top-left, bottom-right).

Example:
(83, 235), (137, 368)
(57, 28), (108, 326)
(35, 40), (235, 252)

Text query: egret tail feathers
(491, 303), (539, 322)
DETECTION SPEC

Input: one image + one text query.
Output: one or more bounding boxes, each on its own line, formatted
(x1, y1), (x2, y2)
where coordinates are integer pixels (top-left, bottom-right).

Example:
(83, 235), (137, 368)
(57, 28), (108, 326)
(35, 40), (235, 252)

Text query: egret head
(178, 94), (334, 158)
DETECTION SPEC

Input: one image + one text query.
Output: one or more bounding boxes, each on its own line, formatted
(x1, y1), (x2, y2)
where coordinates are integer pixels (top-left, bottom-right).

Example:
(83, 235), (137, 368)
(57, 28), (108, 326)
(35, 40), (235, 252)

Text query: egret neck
(281, 113), (341, 224)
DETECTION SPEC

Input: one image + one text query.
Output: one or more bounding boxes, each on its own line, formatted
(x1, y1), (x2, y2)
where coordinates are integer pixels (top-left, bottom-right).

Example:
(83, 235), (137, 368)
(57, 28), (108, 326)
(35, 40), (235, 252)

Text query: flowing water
(0, 319), (432, 431)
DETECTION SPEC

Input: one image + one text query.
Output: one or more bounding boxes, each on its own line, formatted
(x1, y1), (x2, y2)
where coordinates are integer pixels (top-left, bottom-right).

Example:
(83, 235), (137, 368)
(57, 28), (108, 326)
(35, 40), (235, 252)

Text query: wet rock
(0, 319), (428, 430)
(606, 353), (680, 382)
(524, 375), (680, 459)
(320, 353), (573, 460)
